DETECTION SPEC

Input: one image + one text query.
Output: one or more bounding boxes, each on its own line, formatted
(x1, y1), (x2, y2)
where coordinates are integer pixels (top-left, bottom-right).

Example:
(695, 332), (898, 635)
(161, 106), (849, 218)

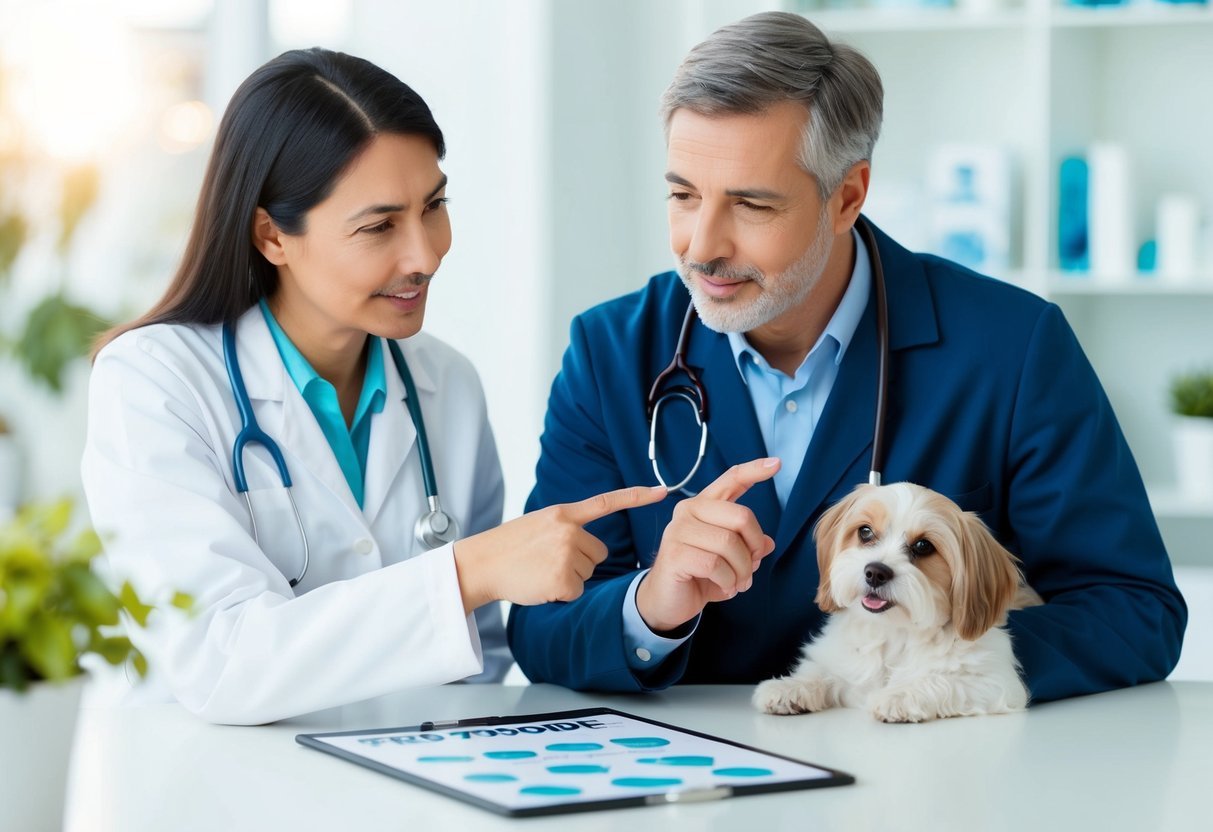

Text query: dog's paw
(752, 677), (833, 715)
(868, 688), (940, 724)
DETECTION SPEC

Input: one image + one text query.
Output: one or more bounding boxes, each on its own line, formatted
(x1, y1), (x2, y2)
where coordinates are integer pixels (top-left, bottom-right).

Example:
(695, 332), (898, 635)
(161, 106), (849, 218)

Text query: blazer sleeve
(1003, 304), (1187, 702)
(81, 336), (484, 724)
(507, 317), (687, 691)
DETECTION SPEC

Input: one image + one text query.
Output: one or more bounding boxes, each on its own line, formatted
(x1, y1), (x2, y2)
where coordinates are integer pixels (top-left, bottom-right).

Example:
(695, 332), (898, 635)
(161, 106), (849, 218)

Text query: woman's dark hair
(94, 48), (444, 354)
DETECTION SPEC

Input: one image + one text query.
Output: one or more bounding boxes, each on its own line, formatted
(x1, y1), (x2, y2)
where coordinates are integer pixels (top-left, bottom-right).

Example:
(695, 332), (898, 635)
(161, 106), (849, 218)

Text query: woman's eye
(910, 539), (936, 558)
(360, 220), (393, 235)
(857, 525), (874, 543)
(425, 197), (449, 213)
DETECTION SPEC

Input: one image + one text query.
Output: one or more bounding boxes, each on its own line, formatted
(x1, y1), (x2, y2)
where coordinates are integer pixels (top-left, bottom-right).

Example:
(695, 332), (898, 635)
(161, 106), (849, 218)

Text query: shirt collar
(258, 300), (388, 423)
(726, 226), (872, 379)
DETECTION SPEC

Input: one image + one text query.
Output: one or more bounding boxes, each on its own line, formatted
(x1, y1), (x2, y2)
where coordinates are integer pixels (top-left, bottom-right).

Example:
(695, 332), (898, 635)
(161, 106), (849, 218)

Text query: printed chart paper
(300, 708), (848, 815)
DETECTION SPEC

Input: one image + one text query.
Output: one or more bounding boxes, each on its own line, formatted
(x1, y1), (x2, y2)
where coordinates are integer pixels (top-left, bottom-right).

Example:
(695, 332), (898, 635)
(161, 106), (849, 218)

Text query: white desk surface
(66, 681), (1212, 831)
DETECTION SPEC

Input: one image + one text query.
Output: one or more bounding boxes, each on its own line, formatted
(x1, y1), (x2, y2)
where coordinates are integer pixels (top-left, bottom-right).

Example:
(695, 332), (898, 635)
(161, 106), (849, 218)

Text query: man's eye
(738, 201), (771, 211)
(910, 539), (936, 558)
(857, 525), (874, 543)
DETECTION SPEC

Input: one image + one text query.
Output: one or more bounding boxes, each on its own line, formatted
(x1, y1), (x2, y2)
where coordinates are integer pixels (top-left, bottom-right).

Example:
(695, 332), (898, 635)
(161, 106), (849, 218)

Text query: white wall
(347, 0), (554, 516)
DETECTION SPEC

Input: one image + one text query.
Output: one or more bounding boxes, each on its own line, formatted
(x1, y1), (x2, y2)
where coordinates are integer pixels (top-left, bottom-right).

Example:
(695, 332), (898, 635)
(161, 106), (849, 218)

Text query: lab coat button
(785, 400), (798, 413)
(635, 648), (652, 662)
(354, 538), (374, 555)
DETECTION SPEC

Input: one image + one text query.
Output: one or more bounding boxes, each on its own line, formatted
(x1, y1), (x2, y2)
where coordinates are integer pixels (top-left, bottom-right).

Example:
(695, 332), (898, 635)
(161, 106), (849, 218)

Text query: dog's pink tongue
(862, 595), (889, 611)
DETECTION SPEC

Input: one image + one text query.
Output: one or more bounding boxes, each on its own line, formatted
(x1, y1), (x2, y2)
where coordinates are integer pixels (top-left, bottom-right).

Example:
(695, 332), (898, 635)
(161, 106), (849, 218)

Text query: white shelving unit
(792, 0), (1213, 560)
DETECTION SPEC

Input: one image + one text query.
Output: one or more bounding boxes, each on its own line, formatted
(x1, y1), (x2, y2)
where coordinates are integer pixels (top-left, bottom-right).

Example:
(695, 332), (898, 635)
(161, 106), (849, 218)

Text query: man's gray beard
(677, 213), (833, 334)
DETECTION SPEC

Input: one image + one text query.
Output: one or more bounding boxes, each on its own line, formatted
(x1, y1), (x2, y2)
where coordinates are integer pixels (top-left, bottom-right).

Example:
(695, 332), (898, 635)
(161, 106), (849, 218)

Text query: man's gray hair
(660, 11), (883, 199)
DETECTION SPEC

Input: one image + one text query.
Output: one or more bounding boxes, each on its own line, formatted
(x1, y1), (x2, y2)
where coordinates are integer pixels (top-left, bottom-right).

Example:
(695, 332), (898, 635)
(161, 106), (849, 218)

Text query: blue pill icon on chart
(609, 737), (670, 749)
(637, 756), (714, 766)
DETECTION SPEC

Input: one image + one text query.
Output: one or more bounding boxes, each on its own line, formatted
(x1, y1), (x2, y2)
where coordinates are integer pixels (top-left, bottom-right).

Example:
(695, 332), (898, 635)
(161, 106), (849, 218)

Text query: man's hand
(635, 457), (779, 633)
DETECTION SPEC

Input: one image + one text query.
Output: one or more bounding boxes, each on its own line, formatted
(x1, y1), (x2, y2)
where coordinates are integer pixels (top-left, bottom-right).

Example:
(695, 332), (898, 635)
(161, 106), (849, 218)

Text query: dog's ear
(952, 511), (1021, 640)
(812, 486), (869, 613)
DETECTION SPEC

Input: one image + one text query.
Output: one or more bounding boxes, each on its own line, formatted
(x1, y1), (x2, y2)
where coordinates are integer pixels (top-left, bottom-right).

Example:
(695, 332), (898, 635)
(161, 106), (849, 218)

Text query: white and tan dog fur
(753, 482), (1041, 723)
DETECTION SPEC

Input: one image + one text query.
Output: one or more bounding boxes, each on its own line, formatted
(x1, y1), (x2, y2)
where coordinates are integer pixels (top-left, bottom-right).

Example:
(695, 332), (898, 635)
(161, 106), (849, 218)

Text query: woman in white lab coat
(81, 48), (662, 725)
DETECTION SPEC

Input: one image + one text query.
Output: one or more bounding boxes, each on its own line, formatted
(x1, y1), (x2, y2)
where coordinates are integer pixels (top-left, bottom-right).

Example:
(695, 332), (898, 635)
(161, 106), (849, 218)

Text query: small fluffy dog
(753, 482), (1041, 723)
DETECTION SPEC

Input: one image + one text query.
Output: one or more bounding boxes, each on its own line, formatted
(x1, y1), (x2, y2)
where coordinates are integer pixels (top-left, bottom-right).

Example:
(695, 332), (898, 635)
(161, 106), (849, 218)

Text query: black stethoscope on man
(647, 215), (891, 496)
(221, 323), (457, 587)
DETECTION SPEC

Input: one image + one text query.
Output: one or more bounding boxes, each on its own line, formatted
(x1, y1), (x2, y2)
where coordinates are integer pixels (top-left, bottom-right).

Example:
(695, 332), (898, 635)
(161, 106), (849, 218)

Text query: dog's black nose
(864, 562), (893, 588)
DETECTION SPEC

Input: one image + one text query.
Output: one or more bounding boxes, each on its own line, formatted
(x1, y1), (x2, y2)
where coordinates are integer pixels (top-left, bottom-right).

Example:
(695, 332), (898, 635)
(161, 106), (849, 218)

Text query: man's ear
(251, 207), (289, 266)
(829, 160), (870, 236)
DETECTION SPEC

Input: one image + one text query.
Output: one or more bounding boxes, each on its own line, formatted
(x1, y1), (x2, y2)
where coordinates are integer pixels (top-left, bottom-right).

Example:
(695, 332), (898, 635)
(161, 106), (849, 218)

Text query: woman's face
(260, 132), (451, 356)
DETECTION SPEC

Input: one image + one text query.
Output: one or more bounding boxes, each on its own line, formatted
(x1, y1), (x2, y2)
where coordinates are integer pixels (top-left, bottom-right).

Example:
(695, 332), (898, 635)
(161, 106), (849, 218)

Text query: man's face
(666, 101), (835, 333)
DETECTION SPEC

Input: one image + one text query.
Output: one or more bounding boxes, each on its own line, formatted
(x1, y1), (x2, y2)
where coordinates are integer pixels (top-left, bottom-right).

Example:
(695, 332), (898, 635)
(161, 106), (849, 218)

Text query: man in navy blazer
(507, 12), (1186, 702)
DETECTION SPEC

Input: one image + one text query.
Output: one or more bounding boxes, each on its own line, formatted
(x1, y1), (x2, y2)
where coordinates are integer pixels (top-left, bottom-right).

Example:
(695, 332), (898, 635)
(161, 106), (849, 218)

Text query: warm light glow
(1, 2), (142, 162)
(159, 100), (213, 153)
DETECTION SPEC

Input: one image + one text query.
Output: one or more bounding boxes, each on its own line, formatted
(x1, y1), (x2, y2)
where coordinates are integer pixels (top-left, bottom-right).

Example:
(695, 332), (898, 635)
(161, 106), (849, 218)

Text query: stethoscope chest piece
(415, 496), (460, 550)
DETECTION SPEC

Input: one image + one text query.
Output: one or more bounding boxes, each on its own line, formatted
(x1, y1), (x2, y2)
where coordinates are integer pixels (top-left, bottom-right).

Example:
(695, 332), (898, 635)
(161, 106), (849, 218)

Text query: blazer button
(354, 538), (375, 555)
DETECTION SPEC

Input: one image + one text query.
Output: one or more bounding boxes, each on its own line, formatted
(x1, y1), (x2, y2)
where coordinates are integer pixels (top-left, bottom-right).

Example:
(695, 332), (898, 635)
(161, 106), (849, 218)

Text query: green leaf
(118, 581), (154, 628)
(170, 592), (194, 612)
(67, 529), (103, 562)
(25, 498), (74, 539)
(0, 210), (28, 280)
(0, 570), (49, 633)
(13, 294), (112, 393)
(0, 644), (33, 692)
(20, 616), (78, 682)
(130, 650), (148, 679)
(88, 634), (133, 666)
(62, 564), (121, 627)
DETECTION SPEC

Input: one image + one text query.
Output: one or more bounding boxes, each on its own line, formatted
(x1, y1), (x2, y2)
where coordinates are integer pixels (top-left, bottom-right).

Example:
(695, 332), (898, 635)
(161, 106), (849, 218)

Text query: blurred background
(1, 0), (1210, 676)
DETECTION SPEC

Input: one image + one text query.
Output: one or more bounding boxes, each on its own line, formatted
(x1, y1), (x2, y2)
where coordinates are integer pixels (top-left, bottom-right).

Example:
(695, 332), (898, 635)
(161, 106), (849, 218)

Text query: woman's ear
(251, 207), (289, 266)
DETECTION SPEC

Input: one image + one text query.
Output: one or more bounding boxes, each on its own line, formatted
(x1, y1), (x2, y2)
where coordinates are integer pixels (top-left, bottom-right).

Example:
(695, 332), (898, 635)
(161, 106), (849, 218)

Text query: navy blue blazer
(508, 220), (1187, 701)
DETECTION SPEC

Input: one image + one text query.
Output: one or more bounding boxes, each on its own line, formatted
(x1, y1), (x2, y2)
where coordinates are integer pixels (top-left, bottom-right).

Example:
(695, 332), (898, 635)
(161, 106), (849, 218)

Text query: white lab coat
(80, 305), (508, 725)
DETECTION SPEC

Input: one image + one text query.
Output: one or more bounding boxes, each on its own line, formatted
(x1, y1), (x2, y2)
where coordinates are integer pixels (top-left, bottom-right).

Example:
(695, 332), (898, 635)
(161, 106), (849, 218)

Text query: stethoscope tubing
(648, 215), (890, 493)
(221, 319), (457, 587)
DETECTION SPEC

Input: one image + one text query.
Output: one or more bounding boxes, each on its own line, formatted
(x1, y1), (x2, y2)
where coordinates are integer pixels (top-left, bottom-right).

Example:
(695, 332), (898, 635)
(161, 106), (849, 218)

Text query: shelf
(1149, 486), (1213, 519)
(806, 8), (1030, 33)
(1046, 274), (1213, 295)
(1050, 5), (1213, 30)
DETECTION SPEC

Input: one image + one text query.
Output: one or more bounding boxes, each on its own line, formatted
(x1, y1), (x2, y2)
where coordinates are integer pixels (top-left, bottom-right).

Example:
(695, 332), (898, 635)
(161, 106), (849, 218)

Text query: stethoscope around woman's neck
(646, 214), (891, 495)
(221, 321), (458, 588)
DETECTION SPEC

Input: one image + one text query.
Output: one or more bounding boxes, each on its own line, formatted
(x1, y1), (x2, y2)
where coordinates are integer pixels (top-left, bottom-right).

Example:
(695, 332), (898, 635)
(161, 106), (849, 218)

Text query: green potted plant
(1169, 370), (1213, 501)
(0, 499), (187, 830)
(0, 413), (18, 518)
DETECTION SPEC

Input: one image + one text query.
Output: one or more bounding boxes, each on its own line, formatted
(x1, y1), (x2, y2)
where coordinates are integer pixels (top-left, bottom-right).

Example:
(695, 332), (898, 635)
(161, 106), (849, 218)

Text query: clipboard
(296, 707), (854, 817)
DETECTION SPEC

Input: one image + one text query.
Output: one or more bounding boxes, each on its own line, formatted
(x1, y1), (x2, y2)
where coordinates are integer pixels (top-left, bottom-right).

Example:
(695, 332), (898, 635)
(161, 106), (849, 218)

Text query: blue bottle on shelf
(1058, 156), (1089, 272)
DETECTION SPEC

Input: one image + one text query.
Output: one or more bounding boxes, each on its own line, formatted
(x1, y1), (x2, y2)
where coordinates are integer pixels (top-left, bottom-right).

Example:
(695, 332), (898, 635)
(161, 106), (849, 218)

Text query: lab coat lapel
(774, 220), (940, 553)
(362, 338), (419, 527)
(238, 307), (364, 523)
(686, 321), (782, 538)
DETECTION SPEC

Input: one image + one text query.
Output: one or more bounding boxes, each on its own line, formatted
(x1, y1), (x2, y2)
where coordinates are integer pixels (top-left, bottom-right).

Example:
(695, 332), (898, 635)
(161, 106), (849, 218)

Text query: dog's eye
(910, 539), (935, 558)
(857, 525), (875, 543)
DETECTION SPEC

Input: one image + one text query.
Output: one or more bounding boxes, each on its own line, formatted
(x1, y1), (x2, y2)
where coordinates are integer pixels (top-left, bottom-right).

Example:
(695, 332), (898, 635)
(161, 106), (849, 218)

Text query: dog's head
(813, 483), (1021, 640)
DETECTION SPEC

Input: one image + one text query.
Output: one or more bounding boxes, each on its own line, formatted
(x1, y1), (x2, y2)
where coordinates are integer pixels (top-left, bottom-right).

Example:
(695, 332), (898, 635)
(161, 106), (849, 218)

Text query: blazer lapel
(774, 218), (940, 553)
(686, 319), (782, 538)
(362, 338), (420, 527)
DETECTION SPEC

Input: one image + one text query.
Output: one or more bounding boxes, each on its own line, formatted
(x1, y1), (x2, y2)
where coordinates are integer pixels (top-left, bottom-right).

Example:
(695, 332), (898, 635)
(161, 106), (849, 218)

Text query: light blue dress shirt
(622, 229), (872, 670)
(259, 301), (387, 509)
